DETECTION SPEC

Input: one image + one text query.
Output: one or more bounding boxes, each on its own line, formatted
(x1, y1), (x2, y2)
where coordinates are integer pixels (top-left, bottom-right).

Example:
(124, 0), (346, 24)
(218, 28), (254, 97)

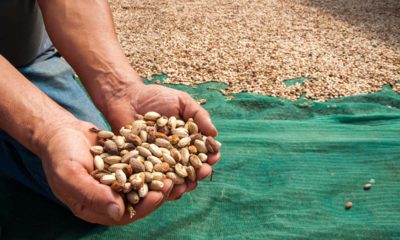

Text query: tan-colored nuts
(198, 153), (208, 162)
(124, 143), (136, 151)
(111, 181), (124, 192)
(120, 149), (129, 157)
(160, 147), (171, 155)
(144, 161), (154, 172)
(137, 155), (145, 162)
(100, 174), (116, 185)
(150, 180), (164, 190)
(146, 127), (157, 143)
(139, 130), (148, 142)
(180, 148), (190, 165)
(155, 132), (169, 140)
(146, 120), (155, 126)
(131, 120), (147, 135)
(104, 140), (119, 155)
(123, 182), (133, 193)
(122, 165), (133, 176)
(108, 163), (129, 172)
(127, 203), (136, 219)
(126, 191), (140, 205)
(187, 121), (199, 134)
(166, 172), (185, 184)
(90, 146), (104, 155)
(126, 134), (142, 146)
(155, 138), (171, 148)
(91, 169), (110, 180)
(137, 146), (152, 157)
(151, 172), (166, 181)
(157, 116), (168, 127)
(121, 150), (139, 163)
(176, 120), (185, 128)
(147, 155), (162, 165)
(141, 142), (150, 148)
(138, 183), (149, 198)
(190, 133), (203, 145)
(103, 156), (122, 164)
(114, 136), (126, 149)
(144, 172), (153, 183)
(154, 162), (170, 173)
(129, 173), (145, 190)
(190, 155), (202, 169)
(149, 144), (163, 157)
(188, 145), (198, 154)
(178, 137), (191, 148)
(119, 127), (132, 137)
(162, 153), (176, 166)
(115, 169), (127, 184)
(144, 112), (161, 121)
(169, 134), (180, 145)
(175, 163), (188, 177)
(172, 127), (188, 138)
(206, 137), (220, 153)
(158, 126), (170, 135)
(168, 116), (177, 129)
(94, 155), (105, 170)
(194, 140), (208, 154)
(129, 158), (145, 173)
(98, 130), (114, 139)
(170, 148), (182, 161)
(186, 166), (196, 181)
(100, 153), (110, 159)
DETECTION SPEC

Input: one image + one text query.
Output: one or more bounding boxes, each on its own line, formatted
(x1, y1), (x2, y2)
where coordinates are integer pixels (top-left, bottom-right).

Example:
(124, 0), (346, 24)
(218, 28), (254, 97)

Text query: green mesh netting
(1, 77), (400, 239)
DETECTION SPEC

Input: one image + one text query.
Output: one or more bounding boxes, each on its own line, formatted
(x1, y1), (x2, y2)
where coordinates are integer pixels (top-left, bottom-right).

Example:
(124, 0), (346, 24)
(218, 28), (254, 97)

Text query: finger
(55, 165), (125, 224)
(181, 95), (217, 137)
(196, 163), (212, 181)
(116, 179), (173, 225)
(166, 183), (187, 201)
(207, 152), (221, 166)
(186, 181), (197, 192)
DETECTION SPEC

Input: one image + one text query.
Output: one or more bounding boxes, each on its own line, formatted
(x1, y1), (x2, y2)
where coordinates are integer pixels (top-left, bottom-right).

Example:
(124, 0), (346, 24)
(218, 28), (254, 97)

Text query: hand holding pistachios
(90, 112), (221, 218)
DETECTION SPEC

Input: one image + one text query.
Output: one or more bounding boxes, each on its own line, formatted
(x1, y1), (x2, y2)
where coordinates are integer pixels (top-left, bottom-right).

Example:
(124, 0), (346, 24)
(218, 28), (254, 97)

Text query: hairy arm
(0, 55), (75, 155)
(37, 0), (143, 114)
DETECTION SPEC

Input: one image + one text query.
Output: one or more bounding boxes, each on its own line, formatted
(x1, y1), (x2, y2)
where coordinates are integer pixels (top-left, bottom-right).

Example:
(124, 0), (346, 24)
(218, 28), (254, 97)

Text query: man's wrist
(81, 65), (144, 113)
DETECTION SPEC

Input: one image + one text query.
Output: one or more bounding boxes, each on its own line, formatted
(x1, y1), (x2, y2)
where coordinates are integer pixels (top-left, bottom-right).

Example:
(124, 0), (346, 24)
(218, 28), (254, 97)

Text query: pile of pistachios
(89, 112), (221, 218)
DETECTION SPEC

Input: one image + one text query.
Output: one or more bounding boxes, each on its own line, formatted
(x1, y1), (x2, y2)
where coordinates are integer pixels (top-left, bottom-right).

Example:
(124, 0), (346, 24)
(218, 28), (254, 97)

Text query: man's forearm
(37, 0), (143, 111)
(0, 55), (76, 156)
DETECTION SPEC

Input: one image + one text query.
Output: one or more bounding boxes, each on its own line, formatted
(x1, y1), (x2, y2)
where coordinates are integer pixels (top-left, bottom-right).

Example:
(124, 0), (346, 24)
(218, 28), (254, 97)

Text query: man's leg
(0, 52), (109, 203)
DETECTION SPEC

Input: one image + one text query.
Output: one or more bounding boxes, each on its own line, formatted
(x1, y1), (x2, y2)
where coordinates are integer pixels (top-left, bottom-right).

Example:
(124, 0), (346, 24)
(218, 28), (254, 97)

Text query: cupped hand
(38, 119), (173, 225)
(101, 83), (221, 200)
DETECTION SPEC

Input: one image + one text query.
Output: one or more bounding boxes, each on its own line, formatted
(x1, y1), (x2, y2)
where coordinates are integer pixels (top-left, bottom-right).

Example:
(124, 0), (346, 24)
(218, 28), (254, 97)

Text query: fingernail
(166, 184), (174, 198)
(107, 203), (122, 221)
(155, 194), (164, 206)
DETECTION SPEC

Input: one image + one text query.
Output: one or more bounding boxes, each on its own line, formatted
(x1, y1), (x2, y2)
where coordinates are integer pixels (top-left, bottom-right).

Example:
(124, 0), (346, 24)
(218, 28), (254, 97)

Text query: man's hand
(38, 120), (174, 225)
(100, 83), (221, 200)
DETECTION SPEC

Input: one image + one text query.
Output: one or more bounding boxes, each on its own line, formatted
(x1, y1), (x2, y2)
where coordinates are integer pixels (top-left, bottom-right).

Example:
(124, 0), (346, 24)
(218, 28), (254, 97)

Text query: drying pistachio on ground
(90, 111), (221, 218)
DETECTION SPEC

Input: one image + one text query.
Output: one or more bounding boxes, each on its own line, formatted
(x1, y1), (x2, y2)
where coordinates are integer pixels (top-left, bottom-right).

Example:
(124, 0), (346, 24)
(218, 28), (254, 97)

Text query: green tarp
(1, 78), (400, 239)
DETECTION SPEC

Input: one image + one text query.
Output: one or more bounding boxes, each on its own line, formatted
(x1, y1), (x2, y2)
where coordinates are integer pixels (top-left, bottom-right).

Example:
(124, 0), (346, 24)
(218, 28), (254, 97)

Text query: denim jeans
(0, 52), (108, 203)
